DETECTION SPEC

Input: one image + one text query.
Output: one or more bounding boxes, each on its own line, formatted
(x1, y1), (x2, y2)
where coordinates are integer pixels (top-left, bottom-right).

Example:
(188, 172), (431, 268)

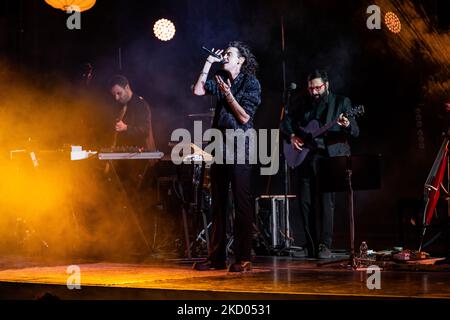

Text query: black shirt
(116, 94), (156, 150)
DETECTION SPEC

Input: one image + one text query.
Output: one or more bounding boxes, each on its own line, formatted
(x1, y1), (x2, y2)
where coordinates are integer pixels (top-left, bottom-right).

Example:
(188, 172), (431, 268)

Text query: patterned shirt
(205, 73), (261, 131)
(204, 72), (261, 164)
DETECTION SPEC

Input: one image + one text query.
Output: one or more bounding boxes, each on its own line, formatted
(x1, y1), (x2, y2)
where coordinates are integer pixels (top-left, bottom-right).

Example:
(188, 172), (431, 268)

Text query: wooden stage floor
(1, 255), (450, 300)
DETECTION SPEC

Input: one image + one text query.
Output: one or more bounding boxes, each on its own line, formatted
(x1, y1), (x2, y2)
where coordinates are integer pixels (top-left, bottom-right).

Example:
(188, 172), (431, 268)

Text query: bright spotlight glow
(153, 19), (176, 41)
(385, 12), (401, 33)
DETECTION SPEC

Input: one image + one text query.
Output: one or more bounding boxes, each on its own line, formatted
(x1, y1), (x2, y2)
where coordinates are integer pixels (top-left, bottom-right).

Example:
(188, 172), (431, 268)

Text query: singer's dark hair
(108, 75), (130, 89)
(307, 69), (328, 83)
(228, 41), (258, 75)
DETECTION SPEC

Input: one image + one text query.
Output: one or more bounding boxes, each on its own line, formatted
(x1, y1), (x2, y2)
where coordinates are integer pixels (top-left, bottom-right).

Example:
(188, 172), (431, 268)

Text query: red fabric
(424, 143), (448, 226)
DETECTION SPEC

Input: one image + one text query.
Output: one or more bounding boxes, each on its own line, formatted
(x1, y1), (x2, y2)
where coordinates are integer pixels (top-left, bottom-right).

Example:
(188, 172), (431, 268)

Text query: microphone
(283, 82), (297, 105)
(287, 82), (297, 91)
(201, 46), (224, 63)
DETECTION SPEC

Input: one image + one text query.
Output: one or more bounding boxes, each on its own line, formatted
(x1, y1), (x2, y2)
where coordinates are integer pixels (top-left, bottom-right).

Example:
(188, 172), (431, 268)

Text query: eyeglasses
(308, 83), (326, 92)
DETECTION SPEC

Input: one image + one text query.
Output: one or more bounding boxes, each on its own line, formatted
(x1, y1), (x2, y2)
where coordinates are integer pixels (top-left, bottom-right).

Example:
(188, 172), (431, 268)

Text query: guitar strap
(105, 104), (128, 175)
(112, 104), (128, 148)
(325, 94), (344, 124)
(305, 94), (345, 128)
(314, 102), (327, 124)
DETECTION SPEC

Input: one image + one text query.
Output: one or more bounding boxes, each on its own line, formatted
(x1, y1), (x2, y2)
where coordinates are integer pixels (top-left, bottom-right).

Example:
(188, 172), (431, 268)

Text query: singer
(192, 41), (261, 272)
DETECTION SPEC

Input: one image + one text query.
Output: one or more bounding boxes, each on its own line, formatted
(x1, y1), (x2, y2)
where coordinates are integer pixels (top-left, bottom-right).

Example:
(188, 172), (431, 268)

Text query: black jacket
(281, 92), (359, 157)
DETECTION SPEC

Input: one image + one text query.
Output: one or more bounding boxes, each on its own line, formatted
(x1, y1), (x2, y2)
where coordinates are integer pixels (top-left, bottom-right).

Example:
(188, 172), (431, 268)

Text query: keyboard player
(109, 75), (156, 151)
(107, 75), (158, 192)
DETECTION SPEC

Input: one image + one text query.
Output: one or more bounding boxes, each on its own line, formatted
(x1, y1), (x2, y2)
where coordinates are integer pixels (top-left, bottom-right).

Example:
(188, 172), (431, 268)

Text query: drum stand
(178, 160), (211, 260)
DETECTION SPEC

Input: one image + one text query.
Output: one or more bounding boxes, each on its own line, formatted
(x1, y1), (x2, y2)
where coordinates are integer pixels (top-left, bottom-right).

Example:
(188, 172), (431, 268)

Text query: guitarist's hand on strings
(337, 113), (350, 128)
(290, 135), (304, 151)
(115, 120), (128, 132)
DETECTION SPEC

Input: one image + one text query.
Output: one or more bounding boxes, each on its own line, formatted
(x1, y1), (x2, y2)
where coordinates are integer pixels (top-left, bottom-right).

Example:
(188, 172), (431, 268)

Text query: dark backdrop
(0, 0), (448, 251)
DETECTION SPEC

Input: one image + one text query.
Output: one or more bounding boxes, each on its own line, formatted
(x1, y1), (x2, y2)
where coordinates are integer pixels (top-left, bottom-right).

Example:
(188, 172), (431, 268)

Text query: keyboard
(97, 151), (164, 160)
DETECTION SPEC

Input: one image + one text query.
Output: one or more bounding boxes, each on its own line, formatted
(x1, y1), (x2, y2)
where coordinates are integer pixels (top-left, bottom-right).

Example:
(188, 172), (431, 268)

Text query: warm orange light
(385, 12), (401, 33)
(153, 19), (176, 41)
(45, 0), (96, 12)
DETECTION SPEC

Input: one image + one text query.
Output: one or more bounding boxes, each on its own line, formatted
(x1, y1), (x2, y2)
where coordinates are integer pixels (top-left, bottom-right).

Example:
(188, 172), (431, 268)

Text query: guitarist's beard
(310, 90), (329, 107)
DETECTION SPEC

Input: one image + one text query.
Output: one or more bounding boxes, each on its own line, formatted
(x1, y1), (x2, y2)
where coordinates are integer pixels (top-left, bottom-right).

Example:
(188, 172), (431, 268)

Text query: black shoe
(193, 260), (227, 271)
(228, 261), (252, 273)
(291, 246), (309, 258)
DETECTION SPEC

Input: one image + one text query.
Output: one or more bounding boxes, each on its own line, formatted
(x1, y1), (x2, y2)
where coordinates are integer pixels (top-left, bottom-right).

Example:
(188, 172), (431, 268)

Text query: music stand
(317, 154), (382, 268)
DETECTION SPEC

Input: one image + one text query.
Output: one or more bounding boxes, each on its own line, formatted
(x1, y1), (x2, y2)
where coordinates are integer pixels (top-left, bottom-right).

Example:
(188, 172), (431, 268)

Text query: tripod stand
(317, 154), (382, 268)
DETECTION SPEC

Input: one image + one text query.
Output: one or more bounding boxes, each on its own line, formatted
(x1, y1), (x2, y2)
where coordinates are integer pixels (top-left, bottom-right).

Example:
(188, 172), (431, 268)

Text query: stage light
(384, 11), (401, 33)
(45, 0), (96, 12)
(153, 18), (176, 41)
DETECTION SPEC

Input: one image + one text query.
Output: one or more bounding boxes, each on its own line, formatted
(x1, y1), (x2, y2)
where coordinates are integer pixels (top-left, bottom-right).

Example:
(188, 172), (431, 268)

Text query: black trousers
(295, 152), (335, 254)
(208, 163), (254, 263)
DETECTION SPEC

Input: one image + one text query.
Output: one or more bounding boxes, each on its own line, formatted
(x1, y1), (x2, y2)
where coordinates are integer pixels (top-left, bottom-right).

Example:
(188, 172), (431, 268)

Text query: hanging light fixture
(45, 0), (96, 12)
(153, 18), (176, 41)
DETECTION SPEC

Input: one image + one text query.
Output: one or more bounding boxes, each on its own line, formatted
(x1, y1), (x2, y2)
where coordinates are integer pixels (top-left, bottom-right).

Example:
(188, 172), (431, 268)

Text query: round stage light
(45, 0), (96, 12)
(153, 18), (176, 41)
(384, 12), (401, 33)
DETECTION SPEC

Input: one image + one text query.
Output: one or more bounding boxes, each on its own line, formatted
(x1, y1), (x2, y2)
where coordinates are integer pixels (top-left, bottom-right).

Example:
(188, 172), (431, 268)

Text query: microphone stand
(264, 16), (292, 255)
(279, 16), (293, 254)
(280, 88), (293, 255)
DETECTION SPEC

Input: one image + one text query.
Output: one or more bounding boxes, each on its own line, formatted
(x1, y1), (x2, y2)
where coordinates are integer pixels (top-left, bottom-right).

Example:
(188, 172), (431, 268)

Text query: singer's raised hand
(215, 75), (232, 95)
(207, 48), (224, 64)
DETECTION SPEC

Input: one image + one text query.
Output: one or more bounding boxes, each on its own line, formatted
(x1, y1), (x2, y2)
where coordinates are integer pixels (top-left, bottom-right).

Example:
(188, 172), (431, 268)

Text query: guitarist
(281, 69), (359, 259)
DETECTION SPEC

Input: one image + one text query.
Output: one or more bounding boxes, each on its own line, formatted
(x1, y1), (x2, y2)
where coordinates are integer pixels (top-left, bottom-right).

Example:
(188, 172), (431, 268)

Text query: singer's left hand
(215, 75), (232, 96)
